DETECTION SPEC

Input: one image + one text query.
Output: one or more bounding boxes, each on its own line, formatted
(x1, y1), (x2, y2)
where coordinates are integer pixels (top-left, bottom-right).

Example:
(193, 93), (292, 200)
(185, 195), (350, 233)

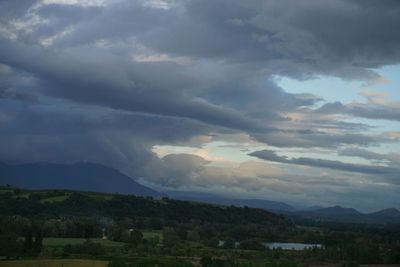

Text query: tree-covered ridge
(0, 188), (286, 226)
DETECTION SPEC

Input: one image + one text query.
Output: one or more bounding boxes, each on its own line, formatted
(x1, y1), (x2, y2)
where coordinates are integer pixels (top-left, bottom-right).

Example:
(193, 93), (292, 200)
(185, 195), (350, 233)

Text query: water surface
(263, 242), (322, 250)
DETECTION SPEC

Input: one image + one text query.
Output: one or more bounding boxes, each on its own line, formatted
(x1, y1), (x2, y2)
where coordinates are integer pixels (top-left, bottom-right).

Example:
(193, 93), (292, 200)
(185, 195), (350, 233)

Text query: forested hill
(0, 187), (286, 226)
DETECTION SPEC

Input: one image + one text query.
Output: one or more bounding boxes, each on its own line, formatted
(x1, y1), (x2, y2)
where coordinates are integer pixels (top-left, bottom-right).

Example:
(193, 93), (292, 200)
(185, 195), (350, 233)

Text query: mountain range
(168, 191), (400, 224)
(1, 161), (399, 224)
(290, 205), (400, 224)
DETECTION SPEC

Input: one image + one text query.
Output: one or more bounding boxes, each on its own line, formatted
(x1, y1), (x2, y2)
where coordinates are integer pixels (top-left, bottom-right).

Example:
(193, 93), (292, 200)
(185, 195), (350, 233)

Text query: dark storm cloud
(200, 78), (323, 120)
(0, 96), (220, 179)
(35, 4), (102, 39)
(0, 63), (39, 102)
(150, 0), (400, 80)
(0, 87), (37, 102)
(0, 98), (213, 140)
(15, 0), (400, 80)
(0, 38), (267, 133)
(125, 0), (400, 80)
(0, 0), (38, 17)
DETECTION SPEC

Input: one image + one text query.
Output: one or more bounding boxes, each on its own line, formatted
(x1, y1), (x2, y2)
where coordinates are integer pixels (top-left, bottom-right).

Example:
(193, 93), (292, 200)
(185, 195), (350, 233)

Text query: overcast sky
(1, 0), (400, 211)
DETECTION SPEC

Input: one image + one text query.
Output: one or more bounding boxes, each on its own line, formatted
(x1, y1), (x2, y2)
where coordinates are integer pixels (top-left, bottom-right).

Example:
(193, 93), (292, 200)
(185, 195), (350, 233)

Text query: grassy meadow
(42, 238), (124, 248)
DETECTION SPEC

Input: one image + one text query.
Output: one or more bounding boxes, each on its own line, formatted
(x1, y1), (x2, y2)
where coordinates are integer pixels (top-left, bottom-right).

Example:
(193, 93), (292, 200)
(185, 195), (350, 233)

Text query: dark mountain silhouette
(167, 191), (400, 225)
(368, 208), (400, 222)
(310, 205), (362, 216)
(167, 191), (296, 212)
(0, 162), (160, 197)
(293, 205), (400, 224)
(370, 207), (400, 216)
(301, 205), (325, 211)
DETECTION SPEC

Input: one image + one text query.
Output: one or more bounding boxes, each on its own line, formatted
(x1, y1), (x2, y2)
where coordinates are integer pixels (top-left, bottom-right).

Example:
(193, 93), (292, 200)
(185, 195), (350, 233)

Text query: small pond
(263, 242), (322, 250)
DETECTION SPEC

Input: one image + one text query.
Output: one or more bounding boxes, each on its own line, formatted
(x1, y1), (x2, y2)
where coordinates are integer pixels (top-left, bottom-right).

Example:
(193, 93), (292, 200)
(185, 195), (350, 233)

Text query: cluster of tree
(0, 216), (43, 259)
(294, 218), (400, 243)
(0, 190), (286, 226)
(0, 189), (294, 247)
(311, 235), (400, 264)
(43, 217), (102, 238)
(0, 215), (102, 239)
(110, 228), (145, 245)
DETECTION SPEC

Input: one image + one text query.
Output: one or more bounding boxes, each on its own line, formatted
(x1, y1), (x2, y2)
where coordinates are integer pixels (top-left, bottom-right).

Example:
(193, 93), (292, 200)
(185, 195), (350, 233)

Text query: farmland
(1, 188), (400, 267)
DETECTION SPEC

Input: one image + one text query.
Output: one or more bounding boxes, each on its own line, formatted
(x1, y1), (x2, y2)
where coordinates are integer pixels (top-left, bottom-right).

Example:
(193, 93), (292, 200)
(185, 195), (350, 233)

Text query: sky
(0, 0), (400, 212)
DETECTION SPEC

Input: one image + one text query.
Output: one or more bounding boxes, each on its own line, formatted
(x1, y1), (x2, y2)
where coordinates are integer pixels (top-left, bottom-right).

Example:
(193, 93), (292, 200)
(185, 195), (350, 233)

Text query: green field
(0, 259), (108, 267)
(142, 231), (162, 241)
(84, 193), (114, 201)
(43, 238), (124, 248)
(0, 188), (14, 194)
(40, 196), (69, 203)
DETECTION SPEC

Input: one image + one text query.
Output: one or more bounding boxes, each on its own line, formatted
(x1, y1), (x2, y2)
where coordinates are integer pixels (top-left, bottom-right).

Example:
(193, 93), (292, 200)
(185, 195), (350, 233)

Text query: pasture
(43, 238), (124, 248)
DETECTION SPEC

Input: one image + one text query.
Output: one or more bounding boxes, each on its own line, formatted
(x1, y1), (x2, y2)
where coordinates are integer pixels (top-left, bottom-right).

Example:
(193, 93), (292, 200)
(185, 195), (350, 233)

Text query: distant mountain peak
(301, 205), (362, 218)
(294, 204), (400, 225)
(0, 161), (160, 197)
(302, 205), (325, 211)
(370, 207), (400, 216)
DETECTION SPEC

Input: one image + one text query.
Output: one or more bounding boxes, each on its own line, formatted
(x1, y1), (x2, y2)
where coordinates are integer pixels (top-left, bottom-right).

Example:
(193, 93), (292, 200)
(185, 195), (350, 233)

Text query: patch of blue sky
(373, 64), (400, 100)
(154, 63), (400, 166)
(276, 66), (400, 158)
(375, 143), (400, 156)
(275, 64), (400, 104)
(275, 75), (366, 104)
